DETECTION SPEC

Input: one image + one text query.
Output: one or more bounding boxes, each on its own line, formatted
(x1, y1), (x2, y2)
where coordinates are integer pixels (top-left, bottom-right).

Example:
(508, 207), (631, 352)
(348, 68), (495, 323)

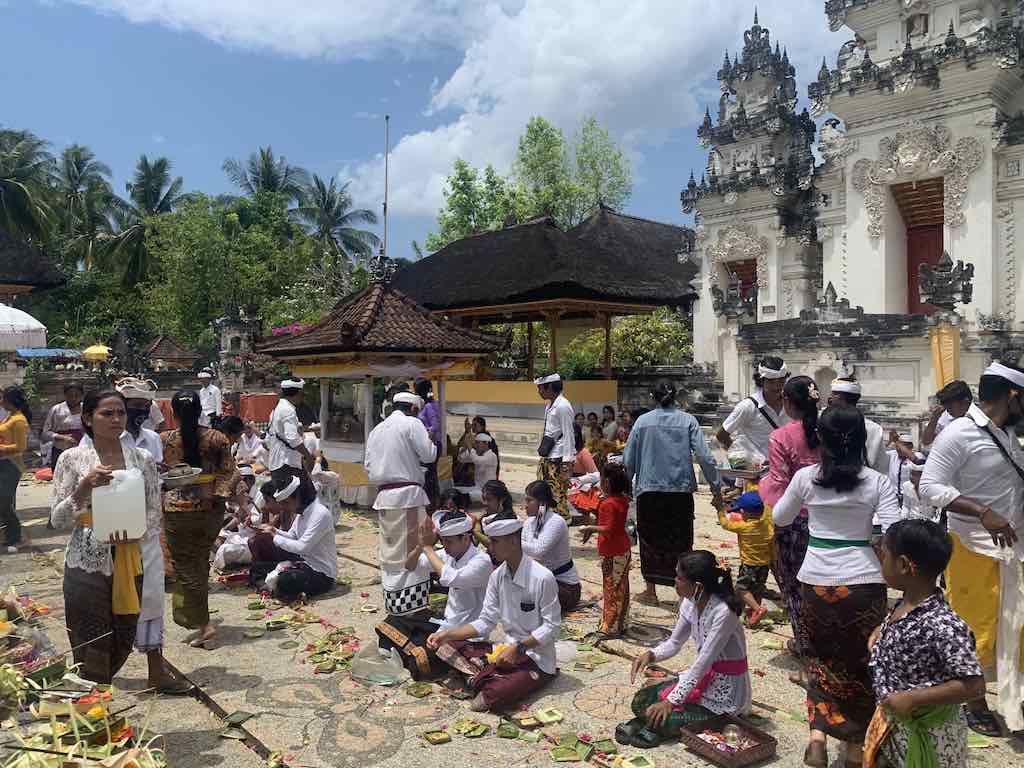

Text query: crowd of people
(0, 354), (1020, 768)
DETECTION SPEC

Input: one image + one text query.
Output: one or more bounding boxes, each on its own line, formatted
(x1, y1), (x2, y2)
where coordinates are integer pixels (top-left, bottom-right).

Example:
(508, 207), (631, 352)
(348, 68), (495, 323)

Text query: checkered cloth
(384, 580), (430, 616)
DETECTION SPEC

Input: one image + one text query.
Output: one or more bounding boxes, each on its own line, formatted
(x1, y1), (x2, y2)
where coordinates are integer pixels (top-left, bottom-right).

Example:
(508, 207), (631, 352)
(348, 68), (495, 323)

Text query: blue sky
(6, 1), (844, 259)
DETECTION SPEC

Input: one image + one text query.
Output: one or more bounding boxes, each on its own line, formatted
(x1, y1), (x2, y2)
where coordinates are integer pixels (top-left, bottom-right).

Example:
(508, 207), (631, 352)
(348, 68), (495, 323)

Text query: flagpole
(383, 114), (390, 260)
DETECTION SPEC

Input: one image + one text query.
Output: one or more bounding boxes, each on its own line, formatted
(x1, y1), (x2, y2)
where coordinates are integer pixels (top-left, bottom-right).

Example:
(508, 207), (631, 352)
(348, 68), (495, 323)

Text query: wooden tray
(718, 468), (766, 481)
(678, 714), (777, 768)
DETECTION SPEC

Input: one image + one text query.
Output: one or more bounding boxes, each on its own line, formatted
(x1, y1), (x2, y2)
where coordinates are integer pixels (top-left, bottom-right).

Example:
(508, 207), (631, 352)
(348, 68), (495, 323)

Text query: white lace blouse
(51, 442), (163, 576)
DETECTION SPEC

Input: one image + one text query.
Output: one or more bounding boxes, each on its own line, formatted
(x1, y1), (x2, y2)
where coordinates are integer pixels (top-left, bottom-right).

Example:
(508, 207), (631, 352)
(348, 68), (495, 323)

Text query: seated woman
(376, 508), (493, 680)
(248, 472), (337, 602)
(617, 550), (751, 749)
(521, 480), (581, 613)
(454, 432), (499, 504)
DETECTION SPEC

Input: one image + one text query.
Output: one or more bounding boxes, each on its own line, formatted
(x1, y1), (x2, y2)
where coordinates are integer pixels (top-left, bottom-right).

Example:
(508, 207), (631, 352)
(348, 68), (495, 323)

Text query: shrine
(687, 2), (1024, 435)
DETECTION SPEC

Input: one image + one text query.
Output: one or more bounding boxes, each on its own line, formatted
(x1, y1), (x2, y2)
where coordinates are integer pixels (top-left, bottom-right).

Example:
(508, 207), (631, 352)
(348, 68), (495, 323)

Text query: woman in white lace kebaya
(51, 390), (164, 685)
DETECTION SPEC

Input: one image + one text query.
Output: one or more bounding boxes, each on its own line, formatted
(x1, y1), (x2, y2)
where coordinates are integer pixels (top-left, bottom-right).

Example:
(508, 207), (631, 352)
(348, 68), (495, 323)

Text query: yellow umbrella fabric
(82, 344), (111, 362)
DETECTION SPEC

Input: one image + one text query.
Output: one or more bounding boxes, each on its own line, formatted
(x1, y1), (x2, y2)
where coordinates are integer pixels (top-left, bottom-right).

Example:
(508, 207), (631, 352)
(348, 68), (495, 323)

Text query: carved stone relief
(706, 224), (770, 290)
(818, 119), (859, 165)
(851, 121), (984, 239)
(998, 202), (1017, 323)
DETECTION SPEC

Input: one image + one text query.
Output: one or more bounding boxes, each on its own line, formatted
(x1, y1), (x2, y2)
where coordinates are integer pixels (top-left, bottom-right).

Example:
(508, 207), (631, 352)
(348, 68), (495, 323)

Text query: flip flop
(964, 706), (1001, 737)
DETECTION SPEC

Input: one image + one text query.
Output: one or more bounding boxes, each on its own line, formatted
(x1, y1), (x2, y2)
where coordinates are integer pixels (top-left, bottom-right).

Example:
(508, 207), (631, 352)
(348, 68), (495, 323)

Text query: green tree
(559, 308), (692, 378)
(107, 155), (184, 285)
(513, 117), (575, 223)
(223, 146), (309, 203)
(0, 128), (53, 239)
(569, 117), (632, 224)
(423, 160), (524, 251)
(292, 174), (380, 275)
(54, 145), (117, 268)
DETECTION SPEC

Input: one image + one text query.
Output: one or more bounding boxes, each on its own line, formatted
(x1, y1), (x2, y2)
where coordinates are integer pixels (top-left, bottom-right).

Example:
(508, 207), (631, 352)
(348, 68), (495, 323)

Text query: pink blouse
(758, 420), (821, 509)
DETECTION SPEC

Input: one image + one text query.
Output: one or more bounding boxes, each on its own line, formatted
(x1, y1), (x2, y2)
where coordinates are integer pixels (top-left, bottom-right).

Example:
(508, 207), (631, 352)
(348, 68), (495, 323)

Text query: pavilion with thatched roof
(259, 267), (505, 485)
(0, 231), (64, 303)
(142, 334), (200, 371)
(391, 205), (697, 377)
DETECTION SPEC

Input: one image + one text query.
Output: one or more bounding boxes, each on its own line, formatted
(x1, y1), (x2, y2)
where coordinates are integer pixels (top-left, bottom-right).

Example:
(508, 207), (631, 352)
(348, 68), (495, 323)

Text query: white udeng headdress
(757, 363), (788, 380)
(281, 378), (305, 390)
(984, 362), (1024, 388)
(432, 510), (473, 537)
(115, 377), (158, 401)
(482, 513), (523, 537)
(830, 378), (862, 395)
(273, 475), (301, 501)
(533, 373), (561, 385)
(393, 391), (424, 409)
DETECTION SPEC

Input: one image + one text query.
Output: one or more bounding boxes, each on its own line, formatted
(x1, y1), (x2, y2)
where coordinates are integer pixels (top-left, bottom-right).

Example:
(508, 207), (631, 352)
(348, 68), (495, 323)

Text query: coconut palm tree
(0, 128), (54, 239)
(222, 146), (309, 203)
(293, 175), (380, 266)
(55, 145), (112, 233)
(106, 155), (184, 284)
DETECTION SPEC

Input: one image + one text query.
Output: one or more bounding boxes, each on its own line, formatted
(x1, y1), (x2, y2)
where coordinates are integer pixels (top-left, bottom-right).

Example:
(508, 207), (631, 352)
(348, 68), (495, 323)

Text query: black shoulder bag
(746, 396), (779, 429)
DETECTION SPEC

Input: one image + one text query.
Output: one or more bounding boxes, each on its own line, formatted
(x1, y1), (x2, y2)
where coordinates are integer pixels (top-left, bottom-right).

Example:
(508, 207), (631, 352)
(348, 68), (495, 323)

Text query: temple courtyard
(9, 470), (1021, 768)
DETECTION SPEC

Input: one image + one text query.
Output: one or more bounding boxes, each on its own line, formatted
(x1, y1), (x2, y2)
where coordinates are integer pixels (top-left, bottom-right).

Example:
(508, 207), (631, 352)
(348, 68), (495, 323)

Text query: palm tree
(107, 155), (184, 284)
(293, 175), (380, 266)
(0, 128), (54, 239)
(65, 183), (118, 269)
(222, 146), (309, 203)
(55, 145), (112, 233)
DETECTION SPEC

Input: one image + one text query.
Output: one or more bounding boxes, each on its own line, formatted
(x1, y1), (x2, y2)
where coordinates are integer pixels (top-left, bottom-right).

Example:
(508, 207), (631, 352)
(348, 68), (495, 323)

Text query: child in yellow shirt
(717, 491), (774, 627)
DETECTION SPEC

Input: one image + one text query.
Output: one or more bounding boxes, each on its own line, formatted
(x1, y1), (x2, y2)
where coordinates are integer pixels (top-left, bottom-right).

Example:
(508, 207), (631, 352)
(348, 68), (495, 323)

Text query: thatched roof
(143, 334), (199, 363)
(259, 281), (506, 357)
(0, 231), (64, 289)
(391, 205), (697, 312)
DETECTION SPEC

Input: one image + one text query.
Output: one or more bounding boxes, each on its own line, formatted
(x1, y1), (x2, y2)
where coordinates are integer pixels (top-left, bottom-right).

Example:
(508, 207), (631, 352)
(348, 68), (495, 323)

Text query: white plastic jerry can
(91, 468), (147, 541)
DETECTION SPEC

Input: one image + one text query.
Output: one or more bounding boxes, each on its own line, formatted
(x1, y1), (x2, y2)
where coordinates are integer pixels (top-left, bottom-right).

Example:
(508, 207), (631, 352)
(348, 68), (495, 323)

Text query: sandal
(615, 717), (645, 745)
(188, 634), (217, 650)
(803, 742), (828, 768)
(631, 728), (662, 749)
(964, 705), (1002, 737)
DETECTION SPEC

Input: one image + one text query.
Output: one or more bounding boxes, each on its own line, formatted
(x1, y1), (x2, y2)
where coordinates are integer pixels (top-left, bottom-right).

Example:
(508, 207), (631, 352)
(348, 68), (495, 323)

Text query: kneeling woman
(249, 473), (337, 601)
(618, 551), (751, 749)
(521, 480), (582, 613)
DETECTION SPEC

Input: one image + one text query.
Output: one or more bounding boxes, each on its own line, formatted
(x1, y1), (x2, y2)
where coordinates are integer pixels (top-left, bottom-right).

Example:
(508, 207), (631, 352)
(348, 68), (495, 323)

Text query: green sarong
(165, 510), (223, 629)
(630, 681), (713, 737)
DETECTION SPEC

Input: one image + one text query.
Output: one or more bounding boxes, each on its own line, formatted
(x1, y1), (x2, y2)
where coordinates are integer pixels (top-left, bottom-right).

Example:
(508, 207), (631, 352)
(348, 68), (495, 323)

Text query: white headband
(474, 432), (493, 443)
(238, 465), (255, 477)
(116, 377), (157, 401)
(896, 433), (913, 443)
(432, 511), (474, 537)
(758, 363), (788, 380)
(281, 378), (305, 390)
(534, 373), (561, 385)
(482, 513), (523, 537)
(984, 362), (1024, 389)
(393, 392), (424, 408)
(273, 476), (301, 501)
(198, 371), (212, 379)
(831, 379), (861, 395)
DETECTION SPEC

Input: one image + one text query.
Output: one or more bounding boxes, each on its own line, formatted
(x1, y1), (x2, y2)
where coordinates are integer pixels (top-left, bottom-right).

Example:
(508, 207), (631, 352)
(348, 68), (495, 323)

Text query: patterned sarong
(165, 510), (223, 629)
(63, 567), (141, 684)
(537, 459), (570, 521)
(773, 512), (809, 651)
(599, 553), (631, 635)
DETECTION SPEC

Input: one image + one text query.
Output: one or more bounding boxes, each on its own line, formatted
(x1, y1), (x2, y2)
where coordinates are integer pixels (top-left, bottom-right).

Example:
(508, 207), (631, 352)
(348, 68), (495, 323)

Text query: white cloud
(65, 0), (846, 218)
(347, 1), (846, 218)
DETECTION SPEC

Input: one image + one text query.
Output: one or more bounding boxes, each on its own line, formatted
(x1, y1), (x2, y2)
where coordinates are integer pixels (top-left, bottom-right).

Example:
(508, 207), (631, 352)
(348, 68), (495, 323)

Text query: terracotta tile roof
(0, 231), (65, 289)
(391, 206), (697, 311)
(143, 334), (199, 362)
(258, 282), (507, 357)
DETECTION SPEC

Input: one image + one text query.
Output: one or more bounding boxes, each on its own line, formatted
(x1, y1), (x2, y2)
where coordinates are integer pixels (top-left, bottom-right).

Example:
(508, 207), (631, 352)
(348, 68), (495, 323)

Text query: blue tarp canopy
(15, 348), (81, 358)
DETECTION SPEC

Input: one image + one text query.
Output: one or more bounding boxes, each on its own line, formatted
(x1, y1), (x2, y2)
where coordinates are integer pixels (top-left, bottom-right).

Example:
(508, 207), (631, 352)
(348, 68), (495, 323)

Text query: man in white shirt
(828, 377), (889, 473)
(716, 356), (790, 464)
(41, 382), (84, 469)
(454, 432), (499, 503)
(197, 369), (223, 427)
(234, 421), (268, 467)
(267, 379), (311, 474)
(921, 379), (973, 450)
(427, 511), (560, 713)
(919, 362), (1024, 735)
(365, 391), (437, 617)
(535, 373), (576, 521)
(375, 509), (493, 680)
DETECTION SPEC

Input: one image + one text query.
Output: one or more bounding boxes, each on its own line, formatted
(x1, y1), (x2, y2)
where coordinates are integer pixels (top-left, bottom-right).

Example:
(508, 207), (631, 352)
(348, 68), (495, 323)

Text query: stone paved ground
(8, 469), (1023, 767)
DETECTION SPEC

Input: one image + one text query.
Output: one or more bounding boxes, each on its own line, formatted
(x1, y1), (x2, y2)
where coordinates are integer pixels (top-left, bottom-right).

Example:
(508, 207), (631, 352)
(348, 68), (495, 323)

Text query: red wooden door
(907, 224), (943, 314)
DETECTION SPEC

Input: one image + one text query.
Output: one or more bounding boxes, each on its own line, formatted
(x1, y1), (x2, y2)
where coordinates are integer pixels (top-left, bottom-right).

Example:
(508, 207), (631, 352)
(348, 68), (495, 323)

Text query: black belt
(552, 560), (574, 576)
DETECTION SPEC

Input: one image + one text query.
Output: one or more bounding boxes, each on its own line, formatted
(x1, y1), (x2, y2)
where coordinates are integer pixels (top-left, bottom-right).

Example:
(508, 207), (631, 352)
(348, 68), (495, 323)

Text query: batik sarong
(446, 641), (555, 709)
(801, 582), (886, 741)
(63, 567), (141, 684)
(164, 510), (223, 629)
(773, 512), (809, 651)
(375, 615), (446, 680)
(636, 492), (693, 586)
(630, 681), (713, 737)
(599, 552), (631, 635)
(537, 459), (570, 521)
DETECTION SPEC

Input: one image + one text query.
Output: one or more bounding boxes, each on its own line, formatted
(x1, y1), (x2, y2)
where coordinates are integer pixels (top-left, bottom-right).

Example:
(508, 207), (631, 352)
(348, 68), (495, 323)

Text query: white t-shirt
(543, 394), (577, 463)
(457, 449), (498, 488)
(721, 389), (790, 461)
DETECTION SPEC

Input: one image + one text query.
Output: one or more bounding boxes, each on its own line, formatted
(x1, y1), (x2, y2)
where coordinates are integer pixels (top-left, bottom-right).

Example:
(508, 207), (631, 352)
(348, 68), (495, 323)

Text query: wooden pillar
(547, 312), (560, 371)
(602, 313), (612, 378)
(437, 378), (448, 453)
(362, 376), (374, 441)
(319, 378), (330, 441)
(526, 322), (535, 381)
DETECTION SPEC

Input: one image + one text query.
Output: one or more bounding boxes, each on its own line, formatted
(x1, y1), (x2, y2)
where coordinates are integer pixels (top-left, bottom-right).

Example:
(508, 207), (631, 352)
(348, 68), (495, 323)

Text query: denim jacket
(624, 406), (721, 497)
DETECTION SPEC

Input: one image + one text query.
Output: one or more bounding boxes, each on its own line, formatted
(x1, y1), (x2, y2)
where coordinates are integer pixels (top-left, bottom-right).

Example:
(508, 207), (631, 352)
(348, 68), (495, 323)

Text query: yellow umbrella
(82, 344), (111, 362)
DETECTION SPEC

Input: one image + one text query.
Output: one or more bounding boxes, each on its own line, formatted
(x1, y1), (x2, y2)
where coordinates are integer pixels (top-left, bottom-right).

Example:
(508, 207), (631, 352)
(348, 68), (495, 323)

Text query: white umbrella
(0, 303), (46, 352)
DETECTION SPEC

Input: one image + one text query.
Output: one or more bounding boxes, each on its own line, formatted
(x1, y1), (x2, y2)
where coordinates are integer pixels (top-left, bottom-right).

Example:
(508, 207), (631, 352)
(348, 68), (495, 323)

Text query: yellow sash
(78, 512), (142, 615)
